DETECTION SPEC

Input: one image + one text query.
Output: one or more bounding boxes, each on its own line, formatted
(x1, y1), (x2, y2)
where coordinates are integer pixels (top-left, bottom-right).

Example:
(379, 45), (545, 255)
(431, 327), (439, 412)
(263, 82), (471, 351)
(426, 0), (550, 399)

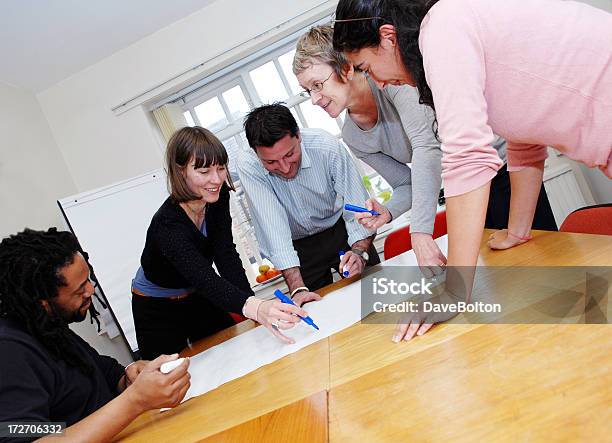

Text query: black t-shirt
(140, 184), (253, 313)
(0, 318), (125, 443)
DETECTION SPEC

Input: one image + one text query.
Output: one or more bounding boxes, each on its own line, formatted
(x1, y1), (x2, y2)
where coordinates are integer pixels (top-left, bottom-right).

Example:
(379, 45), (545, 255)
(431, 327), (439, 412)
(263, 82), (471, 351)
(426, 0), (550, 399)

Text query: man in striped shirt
(238, 103), (380, 304)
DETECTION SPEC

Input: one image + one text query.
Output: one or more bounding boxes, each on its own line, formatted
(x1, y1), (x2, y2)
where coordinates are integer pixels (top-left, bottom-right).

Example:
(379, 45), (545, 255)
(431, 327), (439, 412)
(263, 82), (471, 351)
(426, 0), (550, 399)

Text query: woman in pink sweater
(333, 0), (612, 339)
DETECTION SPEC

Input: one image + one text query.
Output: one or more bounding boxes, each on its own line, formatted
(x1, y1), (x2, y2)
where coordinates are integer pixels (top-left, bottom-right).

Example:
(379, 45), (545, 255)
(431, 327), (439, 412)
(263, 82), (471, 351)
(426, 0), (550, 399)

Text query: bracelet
(242, 296), (264, 322)
(290, 286), (309, 298)
(124, 361), (137, 387)
(507, 231), (532, 241)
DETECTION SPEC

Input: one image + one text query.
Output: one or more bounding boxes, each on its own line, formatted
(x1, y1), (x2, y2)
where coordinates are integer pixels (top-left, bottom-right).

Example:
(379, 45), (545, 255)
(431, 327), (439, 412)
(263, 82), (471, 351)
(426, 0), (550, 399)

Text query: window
(278, 50), (302, 95)
(183, 111), (195, 127)
(157, 24), (393, 281)
(179, 40), (350, 162)
(179, 40), (391, 198)
(250, 61), (288, 104)
(194, 97), (227, 132)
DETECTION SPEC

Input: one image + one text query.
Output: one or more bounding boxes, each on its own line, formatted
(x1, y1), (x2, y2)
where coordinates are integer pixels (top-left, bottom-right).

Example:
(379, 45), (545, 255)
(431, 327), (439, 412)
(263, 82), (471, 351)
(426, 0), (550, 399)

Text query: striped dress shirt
(236, 128), (373, 270)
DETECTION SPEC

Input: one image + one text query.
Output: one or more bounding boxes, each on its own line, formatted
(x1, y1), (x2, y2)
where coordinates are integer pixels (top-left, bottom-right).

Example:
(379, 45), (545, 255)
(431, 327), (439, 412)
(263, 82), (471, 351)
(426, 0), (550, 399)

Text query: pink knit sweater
(419, 0), (612, 197)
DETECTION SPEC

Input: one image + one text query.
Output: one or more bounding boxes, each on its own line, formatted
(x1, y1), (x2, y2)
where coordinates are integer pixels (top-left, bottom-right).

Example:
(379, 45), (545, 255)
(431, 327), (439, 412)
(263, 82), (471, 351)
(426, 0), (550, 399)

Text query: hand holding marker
(274, 289), (319, 330)
(338, 251), (350, 277)
(344, 203), (380, 216)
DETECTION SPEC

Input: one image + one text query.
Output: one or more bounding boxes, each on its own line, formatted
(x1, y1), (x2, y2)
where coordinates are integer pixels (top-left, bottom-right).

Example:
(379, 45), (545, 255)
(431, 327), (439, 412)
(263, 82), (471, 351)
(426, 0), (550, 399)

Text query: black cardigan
(140, 185), (253, 313)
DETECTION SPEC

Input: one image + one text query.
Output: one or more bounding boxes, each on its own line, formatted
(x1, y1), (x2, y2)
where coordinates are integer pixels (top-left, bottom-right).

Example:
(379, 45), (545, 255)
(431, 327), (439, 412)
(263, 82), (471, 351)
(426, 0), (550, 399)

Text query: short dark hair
(0, 228), (96, 373)
(243, 103), (299, 150)
(166, 126), (235, 202)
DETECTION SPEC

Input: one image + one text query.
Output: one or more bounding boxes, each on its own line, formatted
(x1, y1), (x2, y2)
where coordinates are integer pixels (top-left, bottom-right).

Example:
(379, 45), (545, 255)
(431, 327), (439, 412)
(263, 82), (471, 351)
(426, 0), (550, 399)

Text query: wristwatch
(351, 248), (369, 263)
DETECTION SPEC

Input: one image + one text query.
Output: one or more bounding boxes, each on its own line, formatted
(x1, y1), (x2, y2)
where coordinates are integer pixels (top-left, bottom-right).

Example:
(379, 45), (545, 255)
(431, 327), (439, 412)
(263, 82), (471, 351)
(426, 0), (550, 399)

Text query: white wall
(37, 0), (335, 193)
(0, 82), (76, 238)
(0, 82), (134, 364)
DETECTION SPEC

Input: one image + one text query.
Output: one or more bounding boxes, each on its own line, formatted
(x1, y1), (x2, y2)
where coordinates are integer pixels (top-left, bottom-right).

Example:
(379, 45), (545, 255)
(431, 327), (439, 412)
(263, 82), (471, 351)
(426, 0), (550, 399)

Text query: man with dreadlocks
(0, 228), (190, 442)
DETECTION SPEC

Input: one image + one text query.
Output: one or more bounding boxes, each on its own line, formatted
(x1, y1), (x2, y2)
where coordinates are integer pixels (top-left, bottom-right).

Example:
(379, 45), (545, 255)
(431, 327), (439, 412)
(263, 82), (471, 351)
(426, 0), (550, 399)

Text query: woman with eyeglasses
(332, 0), (611, 338)
(131, 126), (309, 359)
(293, 25), (556, 279)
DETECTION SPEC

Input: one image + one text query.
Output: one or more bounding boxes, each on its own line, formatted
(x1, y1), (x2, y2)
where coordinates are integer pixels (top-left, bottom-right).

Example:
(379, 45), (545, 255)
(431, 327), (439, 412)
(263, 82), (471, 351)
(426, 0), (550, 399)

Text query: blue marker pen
(344, 203), (380, 216)
(274, 289), (319, 330)
(338, 251), (349, 277)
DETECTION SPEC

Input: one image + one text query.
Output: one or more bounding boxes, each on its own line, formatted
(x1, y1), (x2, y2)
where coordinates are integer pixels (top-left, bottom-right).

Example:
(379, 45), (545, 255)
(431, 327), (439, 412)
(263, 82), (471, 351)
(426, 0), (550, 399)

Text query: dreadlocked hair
(0, 228), (97, 375)
(333, 0), (440, 137)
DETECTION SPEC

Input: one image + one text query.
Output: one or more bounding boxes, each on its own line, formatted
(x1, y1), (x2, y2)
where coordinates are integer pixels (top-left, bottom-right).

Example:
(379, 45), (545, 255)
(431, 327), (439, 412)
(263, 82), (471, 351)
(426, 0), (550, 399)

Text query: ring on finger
(271, 320), (280, 329)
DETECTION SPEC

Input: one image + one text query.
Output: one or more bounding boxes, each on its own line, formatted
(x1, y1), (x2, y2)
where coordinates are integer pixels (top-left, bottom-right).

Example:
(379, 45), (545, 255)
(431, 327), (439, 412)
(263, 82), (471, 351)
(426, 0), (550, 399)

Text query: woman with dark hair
(333, 0), (612, 338)
(293, 25), (555, 277)
(131, 126), (308, 359)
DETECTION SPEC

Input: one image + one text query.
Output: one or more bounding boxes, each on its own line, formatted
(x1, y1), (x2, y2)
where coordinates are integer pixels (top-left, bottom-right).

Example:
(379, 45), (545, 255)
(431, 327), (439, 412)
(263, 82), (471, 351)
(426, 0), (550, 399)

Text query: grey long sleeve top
(342, 77), (506, 234)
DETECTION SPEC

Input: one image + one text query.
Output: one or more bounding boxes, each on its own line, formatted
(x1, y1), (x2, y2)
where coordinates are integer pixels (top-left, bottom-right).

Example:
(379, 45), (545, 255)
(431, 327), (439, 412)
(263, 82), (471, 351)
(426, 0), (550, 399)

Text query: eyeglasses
(301, 71), (334, 97)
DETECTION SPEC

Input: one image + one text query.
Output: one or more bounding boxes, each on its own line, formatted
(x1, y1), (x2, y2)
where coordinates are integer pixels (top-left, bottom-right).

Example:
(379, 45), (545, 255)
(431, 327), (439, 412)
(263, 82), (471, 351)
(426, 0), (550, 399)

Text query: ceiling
(0, 0), (217, 93)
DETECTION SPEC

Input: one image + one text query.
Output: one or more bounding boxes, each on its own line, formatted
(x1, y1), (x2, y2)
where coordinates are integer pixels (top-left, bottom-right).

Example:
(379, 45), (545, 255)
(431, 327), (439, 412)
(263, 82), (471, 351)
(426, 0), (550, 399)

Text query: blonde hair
(292, 25), (351, 79)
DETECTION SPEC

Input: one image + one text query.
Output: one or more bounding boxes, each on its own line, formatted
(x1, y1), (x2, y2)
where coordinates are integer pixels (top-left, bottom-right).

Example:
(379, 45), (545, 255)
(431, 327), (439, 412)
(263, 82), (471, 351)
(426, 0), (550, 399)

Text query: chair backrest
(559, 204), (612, 235)
(229, 312), (247, 324)
(384, 211), (447, 260)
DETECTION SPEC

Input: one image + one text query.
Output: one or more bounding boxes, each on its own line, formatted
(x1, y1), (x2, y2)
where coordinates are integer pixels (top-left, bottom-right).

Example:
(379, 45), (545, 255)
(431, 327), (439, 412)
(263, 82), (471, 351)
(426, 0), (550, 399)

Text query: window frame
(179, 39), (347, 140)
(159, 19), (391, 195)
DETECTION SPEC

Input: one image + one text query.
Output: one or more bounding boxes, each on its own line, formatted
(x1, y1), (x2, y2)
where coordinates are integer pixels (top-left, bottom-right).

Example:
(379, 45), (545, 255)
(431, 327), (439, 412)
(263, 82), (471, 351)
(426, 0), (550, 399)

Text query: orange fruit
(264, 269), (277, 279)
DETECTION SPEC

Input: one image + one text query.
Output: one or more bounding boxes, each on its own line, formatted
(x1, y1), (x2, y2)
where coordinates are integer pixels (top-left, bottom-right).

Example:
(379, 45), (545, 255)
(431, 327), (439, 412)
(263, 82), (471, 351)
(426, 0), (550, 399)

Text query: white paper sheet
(181, 236), (449, 401)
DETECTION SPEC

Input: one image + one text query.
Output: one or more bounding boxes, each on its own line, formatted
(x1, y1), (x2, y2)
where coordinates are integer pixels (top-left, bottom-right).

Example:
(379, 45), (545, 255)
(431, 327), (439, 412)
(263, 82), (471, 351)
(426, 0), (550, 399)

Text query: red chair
(559, 204), (612, 235)
(229, 312), (247, 324)
(384, 210), (447, 260)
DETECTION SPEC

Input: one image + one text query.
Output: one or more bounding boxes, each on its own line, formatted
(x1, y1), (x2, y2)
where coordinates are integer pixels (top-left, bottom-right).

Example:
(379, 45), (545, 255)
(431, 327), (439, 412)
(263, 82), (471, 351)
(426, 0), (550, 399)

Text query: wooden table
(116, 230), (612, 442)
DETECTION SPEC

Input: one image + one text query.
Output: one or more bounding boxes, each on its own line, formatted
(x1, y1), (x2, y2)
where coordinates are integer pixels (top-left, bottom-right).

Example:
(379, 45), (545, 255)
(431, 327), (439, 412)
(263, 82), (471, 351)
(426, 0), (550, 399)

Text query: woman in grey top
(293, 25), (556, 278)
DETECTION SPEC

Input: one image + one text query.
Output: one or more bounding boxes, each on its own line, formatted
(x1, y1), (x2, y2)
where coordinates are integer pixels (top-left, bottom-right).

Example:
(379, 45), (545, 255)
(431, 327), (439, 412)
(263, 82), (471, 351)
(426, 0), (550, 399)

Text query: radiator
(543, 164), (587, 227)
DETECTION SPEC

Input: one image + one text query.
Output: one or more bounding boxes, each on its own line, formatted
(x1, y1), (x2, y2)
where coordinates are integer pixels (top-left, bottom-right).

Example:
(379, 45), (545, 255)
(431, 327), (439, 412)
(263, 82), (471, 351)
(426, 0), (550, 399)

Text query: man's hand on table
(291, 290), (321, 307)
(339, 250), (366, 277)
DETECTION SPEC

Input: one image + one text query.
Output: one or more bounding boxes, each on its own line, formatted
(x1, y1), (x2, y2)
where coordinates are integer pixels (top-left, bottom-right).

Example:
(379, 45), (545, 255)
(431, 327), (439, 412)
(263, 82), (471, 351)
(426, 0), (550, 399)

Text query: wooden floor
(115, 230), (612, 442)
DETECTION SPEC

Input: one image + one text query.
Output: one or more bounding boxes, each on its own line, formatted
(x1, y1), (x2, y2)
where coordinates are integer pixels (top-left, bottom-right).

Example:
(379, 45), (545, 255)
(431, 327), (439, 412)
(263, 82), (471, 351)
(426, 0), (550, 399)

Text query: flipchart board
(58, 169), (167, 353)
